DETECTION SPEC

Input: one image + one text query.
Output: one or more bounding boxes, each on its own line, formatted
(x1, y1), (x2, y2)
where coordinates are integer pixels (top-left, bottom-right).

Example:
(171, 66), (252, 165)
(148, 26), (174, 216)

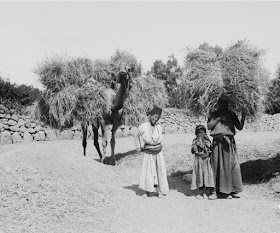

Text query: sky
(0, 1), (280, 89)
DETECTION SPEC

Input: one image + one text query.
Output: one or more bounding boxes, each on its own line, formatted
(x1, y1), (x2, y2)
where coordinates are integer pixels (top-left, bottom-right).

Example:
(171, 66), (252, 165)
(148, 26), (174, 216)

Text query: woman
(134, 105), (169, 198)
(207, 97), (245, 199)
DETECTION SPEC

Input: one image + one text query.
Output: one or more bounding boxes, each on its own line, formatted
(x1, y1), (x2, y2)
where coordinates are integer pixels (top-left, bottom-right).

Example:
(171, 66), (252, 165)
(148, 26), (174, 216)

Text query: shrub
(0, 76), (41, 112)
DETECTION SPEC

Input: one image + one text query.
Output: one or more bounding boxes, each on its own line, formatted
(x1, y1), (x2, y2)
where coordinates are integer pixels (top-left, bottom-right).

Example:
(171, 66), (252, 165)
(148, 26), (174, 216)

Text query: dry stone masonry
(0, 105), (279, 145)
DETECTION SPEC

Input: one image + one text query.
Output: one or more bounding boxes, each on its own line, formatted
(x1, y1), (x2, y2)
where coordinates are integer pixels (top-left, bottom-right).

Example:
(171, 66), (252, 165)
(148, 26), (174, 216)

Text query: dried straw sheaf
(220, 41), (268, 116)
(110, 49), (142, 78)
(34, 56), (109, 128)
(35, 51), (168, 128)
(35, 80), (108, 129)
(122, 75), (168, 126)
(181, 41), (269, 117)
(35, 56), (114, 90)
(182, 49), (223, 116)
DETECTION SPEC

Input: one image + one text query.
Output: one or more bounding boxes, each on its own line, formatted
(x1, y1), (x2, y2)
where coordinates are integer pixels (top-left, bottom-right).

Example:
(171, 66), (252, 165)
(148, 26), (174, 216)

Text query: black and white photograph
(0, 0), (280, 232)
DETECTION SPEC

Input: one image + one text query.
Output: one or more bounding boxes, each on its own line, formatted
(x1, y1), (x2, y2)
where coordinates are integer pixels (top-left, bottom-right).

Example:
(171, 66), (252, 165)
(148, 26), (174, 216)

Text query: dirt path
(1, 132), (280, 233)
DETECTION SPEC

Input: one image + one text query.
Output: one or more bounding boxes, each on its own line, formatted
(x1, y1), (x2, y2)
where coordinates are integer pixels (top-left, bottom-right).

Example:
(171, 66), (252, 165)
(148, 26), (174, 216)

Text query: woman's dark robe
(208, 110), (243, 194)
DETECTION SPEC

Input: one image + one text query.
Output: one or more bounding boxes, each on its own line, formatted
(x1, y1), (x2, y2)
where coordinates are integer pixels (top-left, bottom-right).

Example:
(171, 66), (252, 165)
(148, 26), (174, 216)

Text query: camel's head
(117, 66), (134, 91)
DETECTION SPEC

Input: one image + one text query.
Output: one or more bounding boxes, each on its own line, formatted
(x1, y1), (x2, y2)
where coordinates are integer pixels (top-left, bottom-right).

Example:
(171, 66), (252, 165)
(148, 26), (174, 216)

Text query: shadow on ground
(241, 153), (280, 184)
(167, 170), (194, 197)
(123, 185), (146, 196)
(123, 170), (195, 197)
(98, 149), (138, 166)
(115, 149), (138, 162)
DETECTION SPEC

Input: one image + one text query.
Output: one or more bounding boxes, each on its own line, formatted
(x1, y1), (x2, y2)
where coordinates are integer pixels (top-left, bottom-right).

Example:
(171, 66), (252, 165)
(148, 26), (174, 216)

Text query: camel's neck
(111, 79), (129, 112)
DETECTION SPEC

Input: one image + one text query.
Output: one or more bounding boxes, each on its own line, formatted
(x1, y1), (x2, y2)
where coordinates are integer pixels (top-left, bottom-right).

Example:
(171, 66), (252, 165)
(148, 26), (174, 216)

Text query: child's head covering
(195, 125), (206, 135)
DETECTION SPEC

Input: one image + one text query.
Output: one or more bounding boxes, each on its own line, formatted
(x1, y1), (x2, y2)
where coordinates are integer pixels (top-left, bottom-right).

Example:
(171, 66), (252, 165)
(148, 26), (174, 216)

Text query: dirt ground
(1, 131), (280, 233)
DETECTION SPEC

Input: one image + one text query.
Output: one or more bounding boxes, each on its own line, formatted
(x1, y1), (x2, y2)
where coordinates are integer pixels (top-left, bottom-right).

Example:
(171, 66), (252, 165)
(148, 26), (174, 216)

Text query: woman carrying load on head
(134, 105), (169, 199)
(207, 96), (246, 200)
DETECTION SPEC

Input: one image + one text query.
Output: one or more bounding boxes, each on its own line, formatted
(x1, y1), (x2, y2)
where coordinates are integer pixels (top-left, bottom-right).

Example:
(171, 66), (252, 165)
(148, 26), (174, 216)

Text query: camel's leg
(82, 123), (88, 156)
(100, 121), (108, 163)
(92, 124), (103, 161)
(110, 115), (121, 165)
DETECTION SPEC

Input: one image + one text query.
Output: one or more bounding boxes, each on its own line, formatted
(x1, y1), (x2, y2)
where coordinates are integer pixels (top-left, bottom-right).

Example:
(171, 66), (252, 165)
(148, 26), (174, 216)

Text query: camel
(82, 66), (133, 164)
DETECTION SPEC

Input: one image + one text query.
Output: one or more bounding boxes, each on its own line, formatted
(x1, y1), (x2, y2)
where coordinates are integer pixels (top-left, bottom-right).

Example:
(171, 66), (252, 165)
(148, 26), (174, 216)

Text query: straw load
(110, 49), (142, 79)
(122, 75), (168, 126)
(181, 41), (269, 117)
(34, 56), (110, 128)
(181, 49), (223, 115)
(219, 42), (269, 116)
(34, 50), (168, 129)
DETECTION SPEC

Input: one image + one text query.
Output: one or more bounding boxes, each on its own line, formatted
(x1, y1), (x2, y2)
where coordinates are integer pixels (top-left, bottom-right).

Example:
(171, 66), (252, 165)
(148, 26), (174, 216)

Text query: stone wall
(0, 105), (83, 145)
(158, 109), (280, 134)
(0, 105), (280, 145)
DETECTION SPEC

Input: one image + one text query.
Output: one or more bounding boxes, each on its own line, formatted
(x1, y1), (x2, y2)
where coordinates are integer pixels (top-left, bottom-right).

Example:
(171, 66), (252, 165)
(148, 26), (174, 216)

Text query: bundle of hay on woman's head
(219, 40), (269, 116)
(180, 48), (224, 116)
(177, 41), (269, 118)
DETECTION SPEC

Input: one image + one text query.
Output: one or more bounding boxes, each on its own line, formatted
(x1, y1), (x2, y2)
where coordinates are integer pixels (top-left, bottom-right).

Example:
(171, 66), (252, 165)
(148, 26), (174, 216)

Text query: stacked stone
(1, 103), (280, 145)
(159, 110), (280, 134)
(243, 114), (280, 132)
(0, 105), (45, 144)
(159, 109), (208, 134)
(0, 105), (85, 144)
(58, 125), (83, 140)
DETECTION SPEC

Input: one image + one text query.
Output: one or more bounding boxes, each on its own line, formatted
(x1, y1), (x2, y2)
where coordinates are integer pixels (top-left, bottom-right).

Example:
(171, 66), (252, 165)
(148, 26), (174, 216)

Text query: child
(191, 125), (215, 199)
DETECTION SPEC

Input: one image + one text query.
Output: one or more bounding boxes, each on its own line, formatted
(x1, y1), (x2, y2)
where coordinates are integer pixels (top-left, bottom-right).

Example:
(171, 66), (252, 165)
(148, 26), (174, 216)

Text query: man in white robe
(134, 106), (169, 198)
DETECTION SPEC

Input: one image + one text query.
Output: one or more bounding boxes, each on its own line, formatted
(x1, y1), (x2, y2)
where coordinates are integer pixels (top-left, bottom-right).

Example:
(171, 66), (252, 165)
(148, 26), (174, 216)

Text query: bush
(0, 76), (41, 112)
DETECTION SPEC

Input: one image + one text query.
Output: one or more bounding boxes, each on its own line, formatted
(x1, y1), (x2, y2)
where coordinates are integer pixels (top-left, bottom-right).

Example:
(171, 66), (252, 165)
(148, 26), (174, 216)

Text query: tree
(151, 59), (167, 80)
(150, 54), (182, 107)
(0, 76), (41, 111)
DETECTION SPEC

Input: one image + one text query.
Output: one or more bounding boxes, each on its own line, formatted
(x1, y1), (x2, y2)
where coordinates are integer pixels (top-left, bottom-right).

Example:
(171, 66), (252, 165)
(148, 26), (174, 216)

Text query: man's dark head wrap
(147, 105), (162, 117)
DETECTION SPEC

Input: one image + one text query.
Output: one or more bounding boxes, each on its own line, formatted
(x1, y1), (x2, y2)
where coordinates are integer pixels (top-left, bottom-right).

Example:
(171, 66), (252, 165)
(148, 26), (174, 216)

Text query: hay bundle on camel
(122, 75), (168, 126)
(181, 49), (223, 116)
(34, 56), (109, 128)
(34, 51), (167, 128)
(181, 41), (269, 117)
(110, 49), (142, 79)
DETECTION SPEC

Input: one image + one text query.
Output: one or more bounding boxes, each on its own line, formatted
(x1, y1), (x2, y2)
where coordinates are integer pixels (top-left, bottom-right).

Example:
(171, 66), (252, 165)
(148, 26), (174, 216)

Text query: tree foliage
(0, 76), (41, 112)
(150, 54), (182, 107)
